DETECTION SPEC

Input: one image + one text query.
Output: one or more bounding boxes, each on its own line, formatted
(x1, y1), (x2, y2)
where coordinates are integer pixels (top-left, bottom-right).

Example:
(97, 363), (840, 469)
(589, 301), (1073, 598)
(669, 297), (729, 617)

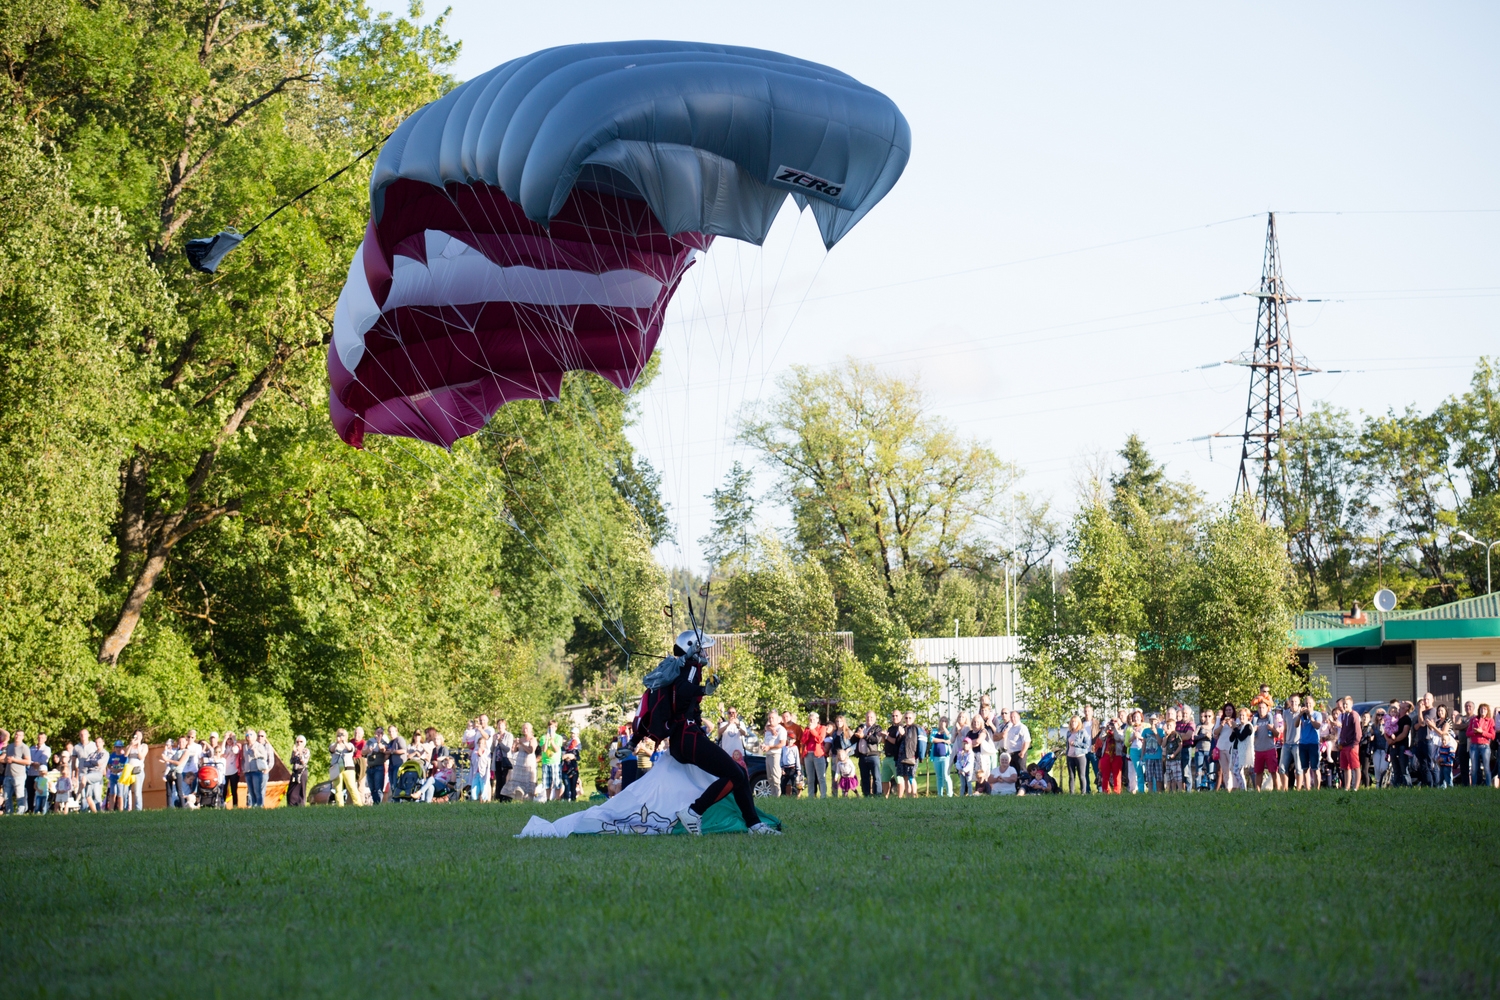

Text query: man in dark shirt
(854, 712), (884, 797)
(882, 710), (903, 798)
(1390, 706), (1413, 787)
(1412, 694), (1437, 787)
(896, 711), (920, 798)
(365, 729), (387, 804)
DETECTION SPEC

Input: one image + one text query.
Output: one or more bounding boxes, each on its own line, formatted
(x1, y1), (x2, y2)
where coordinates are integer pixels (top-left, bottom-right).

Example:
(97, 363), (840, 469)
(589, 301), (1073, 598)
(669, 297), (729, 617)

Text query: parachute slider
(185, 229), (246, 273)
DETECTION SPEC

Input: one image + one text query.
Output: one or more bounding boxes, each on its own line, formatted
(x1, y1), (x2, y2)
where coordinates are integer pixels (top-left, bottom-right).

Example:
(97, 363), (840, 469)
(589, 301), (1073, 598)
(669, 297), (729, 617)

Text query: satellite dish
(1373, 588), (1398, 613)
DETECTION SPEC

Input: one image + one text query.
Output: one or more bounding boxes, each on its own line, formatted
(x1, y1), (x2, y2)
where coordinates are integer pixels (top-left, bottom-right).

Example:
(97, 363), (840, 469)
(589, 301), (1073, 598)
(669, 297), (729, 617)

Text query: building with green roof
(1296, 593), (1500, 710)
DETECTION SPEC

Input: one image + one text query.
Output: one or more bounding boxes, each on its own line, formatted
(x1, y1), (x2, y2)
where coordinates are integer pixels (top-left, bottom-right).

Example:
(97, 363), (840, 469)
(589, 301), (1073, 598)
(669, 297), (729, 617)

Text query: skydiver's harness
(633, 653), (714, 746)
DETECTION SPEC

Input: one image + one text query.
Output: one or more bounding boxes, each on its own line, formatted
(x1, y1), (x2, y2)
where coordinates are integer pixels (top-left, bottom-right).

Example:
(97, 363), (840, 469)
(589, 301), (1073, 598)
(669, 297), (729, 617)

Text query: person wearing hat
(106, 740), (127, 810)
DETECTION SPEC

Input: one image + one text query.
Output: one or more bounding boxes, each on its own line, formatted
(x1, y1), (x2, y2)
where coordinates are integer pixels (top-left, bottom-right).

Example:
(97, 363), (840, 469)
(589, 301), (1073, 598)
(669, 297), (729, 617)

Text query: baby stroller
(391, 758), (426, 802)
(197, 760), (225, 809)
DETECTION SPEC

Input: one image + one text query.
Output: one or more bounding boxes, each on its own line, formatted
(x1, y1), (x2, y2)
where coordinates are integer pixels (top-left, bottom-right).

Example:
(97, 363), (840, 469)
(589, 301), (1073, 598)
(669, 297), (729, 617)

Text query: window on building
(1479, 663), (1497, 683)
(1334, 643), (1414, 666)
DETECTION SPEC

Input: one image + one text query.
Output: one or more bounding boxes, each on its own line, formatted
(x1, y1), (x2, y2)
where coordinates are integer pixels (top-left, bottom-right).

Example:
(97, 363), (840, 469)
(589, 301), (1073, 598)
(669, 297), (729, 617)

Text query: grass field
(3, 790), (1497, 999)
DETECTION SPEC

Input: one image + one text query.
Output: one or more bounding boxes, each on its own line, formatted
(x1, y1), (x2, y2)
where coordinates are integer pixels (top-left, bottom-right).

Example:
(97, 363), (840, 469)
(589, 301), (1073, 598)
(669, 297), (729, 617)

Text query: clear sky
(383, 1), (1500, 570)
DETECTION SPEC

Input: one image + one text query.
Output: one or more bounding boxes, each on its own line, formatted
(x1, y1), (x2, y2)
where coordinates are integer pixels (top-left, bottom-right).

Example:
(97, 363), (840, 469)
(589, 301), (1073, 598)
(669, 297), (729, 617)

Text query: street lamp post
(1456, 531), (1499, 595)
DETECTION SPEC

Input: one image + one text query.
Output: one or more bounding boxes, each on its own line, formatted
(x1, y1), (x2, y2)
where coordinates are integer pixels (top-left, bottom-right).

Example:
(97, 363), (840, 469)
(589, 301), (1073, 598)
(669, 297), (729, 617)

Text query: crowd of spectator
(603, 687), (1498, 800)
(0, 716), (584, 814)
(0, 726), (278, 814)
(5, 685), (1492, 815)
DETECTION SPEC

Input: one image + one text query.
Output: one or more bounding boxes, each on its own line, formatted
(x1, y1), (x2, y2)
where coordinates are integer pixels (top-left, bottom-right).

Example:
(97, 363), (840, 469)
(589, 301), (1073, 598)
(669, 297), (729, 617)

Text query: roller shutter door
(1364, 666), (1415, 704)
(1335, 667), (1366, 702)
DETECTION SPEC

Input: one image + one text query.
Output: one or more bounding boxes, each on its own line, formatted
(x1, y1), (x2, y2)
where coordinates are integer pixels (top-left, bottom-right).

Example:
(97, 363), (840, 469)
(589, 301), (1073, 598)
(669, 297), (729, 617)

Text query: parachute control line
(184, 136), (389, 273)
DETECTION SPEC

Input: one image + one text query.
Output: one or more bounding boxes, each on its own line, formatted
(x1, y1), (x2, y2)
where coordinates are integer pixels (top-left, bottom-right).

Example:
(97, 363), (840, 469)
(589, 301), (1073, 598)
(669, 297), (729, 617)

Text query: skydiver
(642, 630), (779, 836)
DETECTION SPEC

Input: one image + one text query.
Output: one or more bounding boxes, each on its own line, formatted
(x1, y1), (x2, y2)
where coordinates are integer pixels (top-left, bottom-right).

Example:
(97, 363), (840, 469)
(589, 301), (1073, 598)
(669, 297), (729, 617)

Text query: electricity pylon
(1232, 212), (1319, 520)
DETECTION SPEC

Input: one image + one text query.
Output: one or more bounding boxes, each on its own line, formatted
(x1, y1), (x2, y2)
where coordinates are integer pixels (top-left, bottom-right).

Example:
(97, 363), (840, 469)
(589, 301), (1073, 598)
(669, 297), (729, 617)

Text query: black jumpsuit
(666, 656), (760, 828)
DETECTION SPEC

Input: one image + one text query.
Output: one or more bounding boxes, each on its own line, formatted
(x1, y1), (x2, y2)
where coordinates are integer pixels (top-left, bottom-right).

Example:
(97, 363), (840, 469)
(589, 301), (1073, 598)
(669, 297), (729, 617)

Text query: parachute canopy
(330, 40), (910, 449)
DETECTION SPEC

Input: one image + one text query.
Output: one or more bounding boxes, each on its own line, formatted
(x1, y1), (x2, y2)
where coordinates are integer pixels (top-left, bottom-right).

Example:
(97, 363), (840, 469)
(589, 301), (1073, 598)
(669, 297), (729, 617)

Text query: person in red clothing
(799, 711), (828, 798)
(352, 726), (368, 801)
(1468, 704), (1495, 787)
(1099, 716), (1125, 793)
(1337, 695), (1364, 791)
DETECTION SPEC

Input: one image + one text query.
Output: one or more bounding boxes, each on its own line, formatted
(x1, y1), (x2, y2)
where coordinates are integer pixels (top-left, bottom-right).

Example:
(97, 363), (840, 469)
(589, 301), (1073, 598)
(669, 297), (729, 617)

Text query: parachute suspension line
(360, 437), (637, 662)
(338, 230), (638, 659)
(645, 204), (813, 586)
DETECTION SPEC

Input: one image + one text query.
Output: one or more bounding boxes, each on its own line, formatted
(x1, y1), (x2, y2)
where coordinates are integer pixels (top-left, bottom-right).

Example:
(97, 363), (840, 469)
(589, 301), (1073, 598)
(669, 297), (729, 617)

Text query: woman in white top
(1064, 716), (1090, 794)
(989, 751), (1018, 795)
(222, 732), (241, 808)
(124, 731), (147, 811)
(504, 723), (539, 801)
(1212, 704), (1238, 791)
(329, 729), (363, 807)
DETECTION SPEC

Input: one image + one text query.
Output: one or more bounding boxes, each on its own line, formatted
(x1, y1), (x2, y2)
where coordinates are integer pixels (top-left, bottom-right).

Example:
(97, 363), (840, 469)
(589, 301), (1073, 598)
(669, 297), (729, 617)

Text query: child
(953, 738), (975, 796)
(1193, 713), (1214, 791)
(106, 740), (127, 811)
(1022, 764), (1058, 794)
(1163, 730), (1184, 791)
(51, 770), (74, 815)
(1438, 732), (1457, 788)
(32, 768), (51, 815)
(834, 749), (858, 796)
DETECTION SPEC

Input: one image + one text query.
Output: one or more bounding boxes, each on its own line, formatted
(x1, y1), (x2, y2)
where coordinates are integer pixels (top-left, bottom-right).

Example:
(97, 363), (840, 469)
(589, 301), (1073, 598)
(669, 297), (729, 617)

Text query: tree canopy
(1018, 439), (1300, 726)
(1273, 360), (1500, 609)
(0, 1), (669, 753)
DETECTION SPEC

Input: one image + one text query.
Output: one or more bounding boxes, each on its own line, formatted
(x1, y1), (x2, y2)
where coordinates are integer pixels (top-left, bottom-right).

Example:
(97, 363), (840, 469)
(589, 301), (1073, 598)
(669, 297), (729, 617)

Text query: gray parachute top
(368, 40), (911, 249)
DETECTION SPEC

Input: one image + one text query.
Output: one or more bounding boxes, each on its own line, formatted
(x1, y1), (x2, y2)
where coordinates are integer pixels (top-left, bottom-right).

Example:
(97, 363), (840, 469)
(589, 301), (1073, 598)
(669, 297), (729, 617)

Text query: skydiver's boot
(676, 807), (703, 835)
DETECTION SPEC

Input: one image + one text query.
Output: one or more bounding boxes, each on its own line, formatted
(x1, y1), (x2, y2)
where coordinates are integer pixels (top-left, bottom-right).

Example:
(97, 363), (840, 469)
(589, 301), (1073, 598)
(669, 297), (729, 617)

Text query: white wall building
(908, 636), (1025, 720)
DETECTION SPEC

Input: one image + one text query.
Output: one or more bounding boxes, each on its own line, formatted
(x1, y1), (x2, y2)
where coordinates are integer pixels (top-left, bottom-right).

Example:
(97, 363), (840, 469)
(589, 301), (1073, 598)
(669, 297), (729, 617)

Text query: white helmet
(675, 630), (715, 658)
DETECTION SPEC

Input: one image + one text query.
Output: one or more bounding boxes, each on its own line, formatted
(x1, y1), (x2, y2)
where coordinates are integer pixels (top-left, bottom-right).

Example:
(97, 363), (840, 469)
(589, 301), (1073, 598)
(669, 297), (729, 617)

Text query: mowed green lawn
(3, 789), (1497, 999)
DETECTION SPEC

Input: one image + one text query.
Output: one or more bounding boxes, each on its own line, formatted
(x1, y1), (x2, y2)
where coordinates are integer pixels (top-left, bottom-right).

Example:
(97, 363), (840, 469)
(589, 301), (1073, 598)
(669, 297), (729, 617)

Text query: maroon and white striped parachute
(330, 181), (708, 448)
(329, 42), (909, 449)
